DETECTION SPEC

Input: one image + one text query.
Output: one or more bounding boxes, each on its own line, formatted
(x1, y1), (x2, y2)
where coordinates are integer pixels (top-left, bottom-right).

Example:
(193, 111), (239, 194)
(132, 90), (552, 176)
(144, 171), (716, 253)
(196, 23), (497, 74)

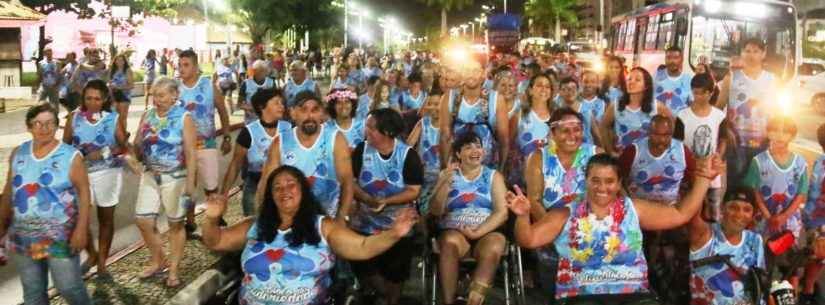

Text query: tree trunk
(555, 14), (562, 43)
(441, 8), (448, 37)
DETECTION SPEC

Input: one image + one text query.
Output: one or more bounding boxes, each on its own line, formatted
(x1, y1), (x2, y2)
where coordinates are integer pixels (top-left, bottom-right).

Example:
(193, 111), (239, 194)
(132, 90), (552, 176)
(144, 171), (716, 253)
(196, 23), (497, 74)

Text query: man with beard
(654, 47), (694, 114)
(284, 61), (322, 107)
(619, 114), (697, 305)
(257, 91), (354, 220)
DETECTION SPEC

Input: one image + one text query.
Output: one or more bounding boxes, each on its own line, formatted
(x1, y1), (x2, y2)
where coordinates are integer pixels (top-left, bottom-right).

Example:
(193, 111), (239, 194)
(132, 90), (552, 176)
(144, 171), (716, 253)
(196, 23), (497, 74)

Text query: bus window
(689, 10), (796, 81)
(658, 12), (675, 49)
(625, 19), (636, 52)
(617, 21), (627, 51)
(645, 14), (660, 50)
(636, 16), (648, 52)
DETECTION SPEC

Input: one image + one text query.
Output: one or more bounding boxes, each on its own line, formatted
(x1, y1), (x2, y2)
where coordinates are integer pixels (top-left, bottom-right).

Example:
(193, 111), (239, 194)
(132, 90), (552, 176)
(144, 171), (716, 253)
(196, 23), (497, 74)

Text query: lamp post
(470, 22), (475, 41)
(460, 24), (468, 37)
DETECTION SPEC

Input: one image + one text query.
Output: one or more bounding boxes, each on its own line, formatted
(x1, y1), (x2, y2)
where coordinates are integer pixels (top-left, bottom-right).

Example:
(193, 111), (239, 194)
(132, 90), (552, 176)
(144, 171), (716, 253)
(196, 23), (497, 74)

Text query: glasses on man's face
(31, 120), (56, 130)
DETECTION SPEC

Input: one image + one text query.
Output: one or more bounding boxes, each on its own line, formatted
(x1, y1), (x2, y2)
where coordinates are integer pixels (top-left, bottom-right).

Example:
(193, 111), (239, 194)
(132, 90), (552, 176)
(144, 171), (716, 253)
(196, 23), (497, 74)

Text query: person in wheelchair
(687, 186), (766, 305)
(201, 165), (418, 305)
(429, 131), (509, 305)
(507, 153), (723, 305)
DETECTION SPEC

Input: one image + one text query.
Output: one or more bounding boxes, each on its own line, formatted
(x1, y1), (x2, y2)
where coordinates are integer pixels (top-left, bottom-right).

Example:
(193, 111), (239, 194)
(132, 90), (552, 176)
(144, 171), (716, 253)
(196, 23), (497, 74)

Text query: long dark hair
(257, 166), (323, 247)
(520, 73), (556, 118)
(618, 67), (654, 113)
(109, 54), (130, 79)
(600, 56), (627, 100)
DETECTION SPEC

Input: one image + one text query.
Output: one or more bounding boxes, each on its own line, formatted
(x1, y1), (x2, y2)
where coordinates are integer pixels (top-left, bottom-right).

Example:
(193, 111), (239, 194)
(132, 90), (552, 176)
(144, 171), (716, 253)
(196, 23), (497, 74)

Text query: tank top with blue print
(139, 105), (188, 174)
(753, 151), (807, 238)
(449, 93), (498, 165)
(243, 78), (276, 123)
(541, 144), (598, 209)
(417, 116), (441, 214)
(70, 110), (122, 173)
(279, 125), (341, 217)
(346, 69), (366, 88)
(440, 167), (496, 230)
(614, 101), (657, 152)
(327, 119), (365, 150)
(356, 95), (371, 120)
(554, 196), (649, 299)
(653, 69), (693, 113)
(74, 68), (103, 90)
(605, 86), (624, 104)
(111, 70), (130, 95)
(728, 70), (775, 148)
(350, 140), (412, 235)
(579, 96), (606, 145)
(40, 60), (60, 88)
(178, 76), (217, 149)
(401, 90), (427, 110)
(240, 216), (334, 305)
(9, 141), (81, 259)
(285, 78), (317, 107)
(806, 155), (825, 232)
(516, 110), (550, 157)
(690, 224), (765, 305)
(628, 138), (687, 204)
(245, 120), (289, 174)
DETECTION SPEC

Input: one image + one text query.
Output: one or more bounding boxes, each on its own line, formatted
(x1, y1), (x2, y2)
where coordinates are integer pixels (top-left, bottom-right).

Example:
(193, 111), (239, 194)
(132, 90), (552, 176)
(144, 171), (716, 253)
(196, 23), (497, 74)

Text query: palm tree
(525, 0), (579, 43)
(418, 0), (475, 37)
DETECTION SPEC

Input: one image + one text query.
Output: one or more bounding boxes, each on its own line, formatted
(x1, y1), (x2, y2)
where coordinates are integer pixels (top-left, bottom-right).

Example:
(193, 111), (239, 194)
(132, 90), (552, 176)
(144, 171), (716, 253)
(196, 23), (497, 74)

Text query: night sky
(351, 0), (526, 36)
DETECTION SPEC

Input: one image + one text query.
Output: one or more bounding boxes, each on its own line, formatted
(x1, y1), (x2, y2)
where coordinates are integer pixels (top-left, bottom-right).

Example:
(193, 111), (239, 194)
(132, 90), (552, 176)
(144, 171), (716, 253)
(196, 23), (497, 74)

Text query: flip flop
(138, 265), (168, 279)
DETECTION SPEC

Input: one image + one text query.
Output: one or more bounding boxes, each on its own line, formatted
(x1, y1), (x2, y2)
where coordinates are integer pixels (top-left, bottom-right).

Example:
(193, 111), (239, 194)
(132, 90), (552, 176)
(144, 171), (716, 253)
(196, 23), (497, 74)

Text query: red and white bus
(609, 0), (799, 81)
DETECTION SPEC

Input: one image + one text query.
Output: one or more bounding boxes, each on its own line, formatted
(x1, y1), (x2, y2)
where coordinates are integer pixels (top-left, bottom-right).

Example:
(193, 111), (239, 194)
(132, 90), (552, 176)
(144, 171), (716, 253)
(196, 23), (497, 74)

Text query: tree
(525, 0), (579, 43)
(226, 0), (335, 46)
(21, 0), (187, 18)
(417, 0), (475, 37)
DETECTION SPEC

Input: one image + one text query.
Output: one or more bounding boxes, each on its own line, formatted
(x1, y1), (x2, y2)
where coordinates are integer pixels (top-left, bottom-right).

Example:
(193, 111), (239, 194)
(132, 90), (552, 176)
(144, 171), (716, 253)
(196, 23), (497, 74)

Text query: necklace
(567, 197), (626, 264)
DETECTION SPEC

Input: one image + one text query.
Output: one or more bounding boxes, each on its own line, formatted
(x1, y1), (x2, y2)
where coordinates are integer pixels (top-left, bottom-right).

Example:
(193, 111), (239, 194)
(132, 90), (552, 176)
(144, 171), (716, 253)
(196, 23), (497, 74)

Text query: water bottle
(770, 280), (796, 305)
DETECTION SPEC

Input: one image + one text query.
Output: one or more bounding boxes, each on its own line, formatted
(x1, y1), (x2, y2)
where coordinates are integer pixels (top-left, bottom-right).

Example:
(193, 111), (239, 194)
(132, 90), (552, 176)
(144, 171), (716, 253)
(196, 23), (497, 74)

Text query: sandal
(165, 274), (181, 288)
(467, 281), (489, 305)
(138, 264), (168, 279)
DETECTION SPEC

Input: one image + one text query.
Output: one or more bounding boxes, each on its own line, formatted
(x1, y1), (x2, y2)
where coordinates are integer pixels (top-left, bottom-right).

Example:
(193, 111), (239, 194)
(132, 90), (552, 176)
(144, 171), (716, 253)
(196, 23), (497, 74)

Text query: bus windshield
(689, 5), (796, 81)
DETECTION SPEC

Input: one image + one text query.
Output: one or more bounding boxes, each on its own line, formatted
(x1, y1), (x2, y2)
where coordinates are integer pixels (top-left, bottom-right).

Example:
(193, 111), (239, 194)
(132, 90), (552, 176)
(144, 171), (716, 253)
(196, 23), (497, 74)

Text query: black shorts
(350, 236), (416, 283)
(112, 89), (131, 103)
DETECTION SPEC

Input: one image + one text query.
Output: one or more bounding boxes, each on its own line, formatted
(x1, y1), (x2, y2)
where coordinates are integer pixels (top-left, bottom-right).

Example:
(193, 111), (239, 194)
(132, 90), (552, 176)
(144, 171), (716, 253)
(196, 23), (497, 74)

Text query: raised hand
(506, 185), (531, 217)
(389, 208), (419, 238)
(205, 194), (229, 220)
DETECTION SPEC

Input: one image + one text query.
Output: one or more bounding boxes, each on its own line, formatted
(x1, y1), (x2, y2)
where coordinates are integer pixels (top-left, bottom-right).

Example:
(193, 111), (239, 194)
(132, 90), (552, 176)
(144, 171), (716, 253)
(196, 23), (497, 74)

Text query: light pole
(470, 22), (475, 41)
(460, 24), (468, 37)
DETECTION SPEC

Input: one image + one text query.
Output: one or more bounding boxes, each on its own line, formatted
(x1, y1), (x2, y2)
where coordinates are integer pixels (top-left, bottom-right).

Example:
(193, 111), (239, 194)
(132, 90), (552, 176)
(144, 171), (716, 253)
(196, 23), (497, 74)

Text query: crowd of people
(1, 36), (825, 305)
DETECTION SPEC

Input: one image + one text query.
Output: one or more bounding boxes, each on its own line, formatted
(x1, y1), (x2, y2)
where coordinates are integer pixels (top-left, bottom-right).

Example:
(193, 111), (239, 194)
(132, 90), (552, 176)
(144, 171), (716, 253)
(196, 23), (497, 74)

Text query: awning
(0, 0), (46, 27)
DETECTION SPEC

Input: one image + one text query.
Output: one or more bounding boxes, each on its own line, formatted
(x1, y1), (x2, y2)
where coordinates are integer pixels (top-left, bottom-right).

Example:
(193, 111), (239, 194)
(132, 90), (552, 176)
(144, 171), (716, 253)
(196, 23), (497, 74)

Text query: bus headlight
(777, 89), (794, 116)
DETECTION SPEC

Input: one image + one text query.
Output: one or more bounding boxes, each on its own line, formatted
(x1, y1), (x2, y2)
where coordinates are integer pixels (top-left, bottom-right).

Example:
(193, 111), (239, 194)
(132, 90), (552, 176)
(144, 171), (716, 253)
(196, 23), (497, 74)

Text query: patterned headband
(324, 90), (358, 103)
(550, 118), (583, 128)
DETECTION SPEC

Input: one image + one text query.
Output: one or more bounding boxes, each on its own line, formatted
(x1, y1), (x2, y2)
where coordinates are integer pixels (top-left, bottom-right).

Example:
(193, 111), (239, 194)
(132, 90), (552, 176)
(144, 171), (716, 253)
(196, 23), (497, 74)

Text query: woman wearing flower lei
(506, 152), (723, 304)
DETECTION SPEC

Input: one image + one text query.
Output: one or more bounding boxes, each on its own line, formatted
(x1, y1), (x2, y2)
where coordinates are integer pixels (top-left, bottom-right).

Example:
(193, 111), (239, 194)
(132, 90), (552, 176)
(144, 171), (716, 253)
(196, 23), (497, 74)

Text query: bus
(608, 0), (799, 82)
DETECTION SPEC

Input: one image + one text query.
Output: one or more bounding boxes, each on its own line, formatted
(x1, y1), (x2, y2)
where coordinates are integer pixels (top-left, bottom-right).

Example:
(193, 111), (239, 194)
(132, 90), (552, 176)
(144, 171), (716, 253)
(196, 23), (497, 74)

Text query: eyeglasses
(31, 120), (56, 130)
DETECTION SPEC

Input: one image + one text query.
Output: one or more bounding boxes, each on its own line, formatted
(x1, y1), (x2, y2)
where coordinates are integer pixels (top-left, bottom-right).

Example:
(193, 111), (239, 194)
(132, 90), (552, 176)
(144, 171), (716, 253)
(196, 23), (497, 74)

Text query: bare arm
(428, 167), (455, 217)
(125, 68), (135, 90)
(62, 113), (75, 144)
(406, 120), (423, 146)
(525, 151), (547, 220)
(202, 195), (254, 251)
(182, 115), (198, 195)
(256, 136), (282, 205)
(636, 175), (714, 231)
(717, 74), (731, 110)
(495, 95), (510, 171)
(213, 80), (230, 139)
(0, 148), (19, 237)
(114, 111), (128, 147)
(325, 208), (417, 260)
(688, 203), (713, 250)
(600, 104), (616, 155)
(515, 208), (569, 249)
(438, 94), (452, 163)
(657, 101), (672, 118)
(68, 154), (91, 252)
(333, 133), (355, 219)
(220, 145), (247, 195)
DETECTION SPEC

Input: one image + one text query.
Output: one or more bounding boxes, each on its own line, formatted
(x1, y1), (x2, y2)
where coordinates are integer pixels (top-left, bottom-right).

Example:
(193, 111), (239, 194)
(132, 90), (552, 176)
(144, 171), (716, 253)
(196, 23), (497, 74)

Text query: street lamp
(460, 24), (468, 37)
(358, 8), (370, 49)
(469, 22), (475, 41)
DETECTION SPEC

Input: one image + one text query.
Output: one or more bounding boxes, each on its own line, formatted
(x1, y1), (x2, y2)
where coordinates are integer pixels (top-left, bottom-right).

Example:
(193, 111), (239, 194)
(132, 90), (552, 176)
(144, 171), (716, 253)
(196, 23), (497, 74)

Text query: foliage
(525, 0), (579, 40)
(417, 0), (475, 36)
(20, 0), (188, 18)
(226, 0), (336, 45)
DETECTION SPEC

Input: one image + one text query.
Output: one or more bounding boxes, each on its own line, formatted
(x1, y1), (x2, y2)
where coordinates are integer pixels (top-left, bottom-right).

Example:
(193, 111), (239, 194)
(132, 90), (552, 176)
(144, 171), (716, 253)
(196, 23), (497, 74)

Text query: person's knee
(167, 221), (185, 232)
(135, 218), (156, 231)
(438, 232), (465, 256)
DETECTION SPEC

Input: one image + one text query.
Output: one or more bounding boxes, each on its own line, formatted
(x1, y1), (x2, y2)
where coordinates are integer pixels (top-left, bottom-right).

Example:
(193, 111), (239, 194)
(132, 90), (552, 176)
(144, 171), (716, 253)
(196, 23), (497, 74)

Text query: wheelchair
(420, 217), (526, 305)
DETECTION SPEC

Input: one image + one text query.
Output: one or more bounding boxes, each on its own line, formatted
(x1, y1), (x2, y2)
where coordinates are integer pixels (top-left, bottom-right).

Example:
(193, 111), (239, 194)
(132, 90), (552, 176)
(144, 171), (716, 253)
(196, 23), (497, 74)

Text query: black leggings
(557, 293), (660, 305)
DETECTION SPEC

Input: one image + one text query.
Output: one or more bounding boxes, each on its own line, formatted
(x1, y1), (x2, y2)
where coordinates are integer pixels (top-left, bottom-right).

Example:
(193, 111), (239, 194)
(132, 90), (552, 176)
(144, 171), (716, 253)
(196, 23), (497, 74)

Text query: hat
(723, 186), (756, 207)
(289, 60), (307, 71)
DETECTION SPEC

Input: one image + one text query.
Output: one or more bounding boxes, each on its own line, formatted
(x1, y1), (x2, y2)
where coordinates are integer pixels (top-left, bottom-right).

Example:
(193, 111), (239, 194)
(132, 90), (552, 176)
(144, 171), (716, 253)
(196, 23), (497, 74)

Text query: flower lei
(567, 197), (626, 264)
(78, 111), (101, 124)
(323, 89), (357, 103)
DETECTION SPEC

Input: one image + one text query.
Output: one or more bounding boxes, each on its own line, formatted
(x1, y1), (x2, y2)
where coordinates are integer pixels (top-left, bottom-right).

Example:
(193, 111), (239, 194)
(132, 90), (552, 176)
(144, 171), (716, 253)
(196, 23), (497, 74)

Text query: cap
(723, 186), (756, 207)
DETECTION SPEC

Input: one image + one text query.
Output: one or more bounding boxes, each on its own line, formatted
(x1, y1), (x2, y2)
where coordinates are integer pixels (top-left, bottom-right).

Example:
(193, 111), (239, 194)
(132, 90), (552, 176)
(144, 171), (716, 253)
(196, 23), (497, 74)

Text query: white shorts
(196, 149), (220, 192)
(88, 168), (123, 208)
(135, 171), (187, 222)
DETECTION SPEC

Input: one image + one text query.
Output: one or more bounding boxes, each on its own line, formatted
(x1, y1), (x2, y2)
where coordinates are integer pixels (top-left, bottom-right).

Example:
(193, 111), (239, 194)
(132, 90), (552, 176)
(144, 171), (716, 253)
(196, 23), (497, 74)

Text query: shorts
(38, 87), (60, 107)
(351, 236), (415, 283)
(112, 89), (131, 103)
(196, 149), (220, 191)
(135, 171), (187, 222)
(88, 168), (123, 207)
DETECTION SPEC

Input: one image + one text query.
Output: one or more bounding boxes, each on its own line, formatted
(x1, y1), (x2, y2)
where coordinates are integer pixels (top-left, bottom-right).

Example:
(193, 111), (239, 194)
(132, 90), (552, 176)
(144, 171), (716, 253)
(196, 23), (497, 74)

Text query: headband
(550, 118), (583, 128)
(324, 90), (357, 103)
